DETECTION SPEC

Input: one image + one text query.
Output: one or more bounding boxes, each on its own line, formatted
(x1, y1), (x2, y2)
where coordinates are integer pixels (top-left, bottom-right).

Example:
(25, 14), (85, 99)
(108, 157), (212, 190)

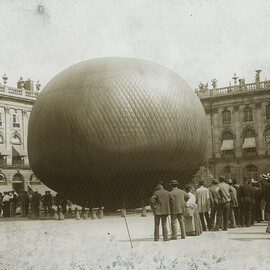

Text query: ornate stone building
(0, 74), (55, 195)
(196, 70), (270, 181)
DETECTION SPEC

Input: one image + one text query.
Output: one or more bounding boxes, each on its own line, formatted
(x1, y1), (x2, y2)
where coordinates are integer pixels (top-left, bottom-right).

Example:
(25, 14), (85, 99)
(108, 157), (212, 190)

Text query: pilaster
(4, 107), (12, 165)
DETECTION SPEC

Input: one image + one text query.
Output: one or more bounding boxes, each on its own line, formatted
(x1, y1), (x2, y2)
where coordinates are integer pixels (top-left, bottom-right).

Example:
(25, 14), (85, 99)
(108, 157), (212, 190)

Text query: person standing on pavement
(240, 177), (255, 227)
(209, 179), (220, 230)
(195, 180), (211, 231)
(232, 179), (242, 227)
(169, 180), (189, 240)
(263, 173), (270, 233)
(227, 179), (238, 228)
(150, 181), (175, 241)
(215, 176), (231, 231)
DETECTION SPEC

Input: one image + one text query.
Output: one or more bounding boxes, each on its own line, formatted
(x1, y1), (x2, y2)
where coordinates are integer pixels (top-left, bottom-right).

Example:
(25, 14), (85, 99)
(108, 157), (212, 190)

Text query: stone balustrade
(0, 84), (38, 99)
(196, 80), (270, 99)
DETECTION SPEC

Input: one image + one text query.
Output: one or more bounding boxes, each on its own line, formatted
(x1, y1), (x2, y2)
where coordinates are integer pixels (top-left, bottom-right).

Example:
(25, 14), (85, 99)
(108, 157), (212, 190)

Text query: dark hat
(198, 180), (204, 185)
(169, 180), (179, 186)
(157, 181), (164, 185)
(212, 179), (218, 184)
(219, 176), (226, 182)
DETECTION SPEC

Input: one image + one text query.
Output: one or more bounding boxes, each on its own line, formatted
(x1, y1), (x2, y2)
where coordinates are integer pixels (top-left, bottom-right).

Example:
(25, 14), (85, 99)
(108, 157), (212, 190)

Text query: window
(244, 165), (258, 181)
(13, 114), (20, 128)
(245, 129), (255, 138)
(266, 105), (270, 119)
(222, 110), (231, 124)
(243, 129), (256, 155)
(222, 166), (235, 180)
(243, 108), (253, 122)
(220, 131), (234, 156)
(0, 173), (7, 184)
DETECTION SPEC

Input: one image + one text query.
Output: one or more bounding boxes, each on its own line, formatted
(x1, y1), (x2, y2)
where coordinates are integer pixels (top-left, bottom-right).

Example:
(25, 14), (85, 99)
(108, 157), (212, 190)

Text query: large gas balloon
(28, 57), (207, 209)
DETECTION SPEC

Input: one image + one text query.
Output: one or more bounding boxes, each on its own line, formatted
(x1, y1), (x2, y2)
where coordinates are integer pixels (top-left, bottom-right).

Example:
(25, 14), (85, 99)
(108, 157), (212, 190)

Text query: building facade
(0, 75), (53, 194)
(196, 70), (270, 182)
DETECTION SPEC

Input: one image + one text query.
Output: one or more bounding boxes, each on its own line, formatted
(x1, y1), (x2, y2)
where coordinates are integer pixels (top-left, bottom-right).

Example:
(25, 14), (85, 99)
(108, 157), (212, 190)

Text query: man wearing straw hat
(169, 179), (189, 239)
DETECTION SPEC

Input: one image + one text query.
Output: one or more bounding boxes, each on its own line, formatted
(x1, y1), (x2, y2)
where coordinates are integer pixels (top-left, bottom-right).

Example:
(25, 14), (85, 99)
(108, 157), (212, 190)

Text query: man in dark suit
(209, 179), (220, 230)
(232, 179), (242, 227)
(263, 174), (270, 233)
(150, 181), (174, 241)
(240, 177), (255, 227)
(169, 180), (189, 240)
(215, 176), (231, 231)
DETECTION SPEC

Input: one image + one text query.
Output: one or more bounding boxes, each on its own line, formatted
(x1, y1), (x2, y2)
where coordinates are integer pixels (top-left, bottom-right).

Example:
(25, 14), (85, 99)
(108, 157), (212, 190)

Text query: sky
(0, 0), (269, 90)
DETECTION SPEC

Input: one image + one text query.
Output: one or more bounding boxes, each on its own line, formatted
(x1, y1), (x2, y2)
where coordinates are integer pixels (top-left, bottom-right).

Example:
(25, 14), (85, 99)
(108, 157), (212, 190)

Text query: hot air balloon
(28, 57), (207, 210)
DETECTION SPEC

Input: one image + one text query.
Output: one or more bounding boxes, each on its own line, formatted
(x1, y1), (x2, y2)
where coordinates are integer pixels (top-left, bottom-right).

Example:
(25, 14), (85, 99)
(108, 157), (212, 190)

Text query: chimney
(24, 78), (34, 91)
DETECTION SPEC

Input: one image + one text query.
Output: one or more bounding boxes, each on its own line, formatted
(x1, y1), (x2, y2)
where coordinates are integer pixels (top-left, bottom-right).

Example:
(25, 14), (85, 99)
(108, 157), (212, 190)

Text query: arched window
(222, 110), (231, 124)
(11, 133), (26, 166)
(242, 128), (256, 155)
(243, 108), (253, 122)
(222, 131), (233, 140)
(220, 131), (234, 157)
(266, 104), (270, 120)
(222, 166), (235, 180)
(244, 165), (258, 181)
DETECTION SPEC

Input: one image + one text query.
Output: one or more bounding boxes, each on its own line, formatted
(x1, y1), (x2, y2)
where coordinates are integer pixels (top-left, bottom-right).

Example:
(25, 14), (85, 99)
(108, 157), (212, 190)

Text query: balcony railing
(0, 85), (38, 100)
(196, 80), (270, 99)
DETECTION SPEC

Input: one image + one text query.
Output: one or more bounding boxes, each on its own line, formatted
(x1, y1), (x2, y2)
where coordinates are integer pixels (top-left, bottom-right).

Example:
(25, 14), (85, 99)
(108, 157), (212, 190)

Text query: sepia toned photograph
(0, 1), (269, 269)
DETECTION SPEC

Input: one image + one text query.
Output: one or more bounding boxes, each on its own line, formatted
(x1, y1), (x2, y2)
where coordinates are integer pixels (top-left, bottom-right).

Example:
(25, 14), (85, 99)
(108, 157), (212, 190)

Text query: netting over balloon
(28, 57), (208, 210)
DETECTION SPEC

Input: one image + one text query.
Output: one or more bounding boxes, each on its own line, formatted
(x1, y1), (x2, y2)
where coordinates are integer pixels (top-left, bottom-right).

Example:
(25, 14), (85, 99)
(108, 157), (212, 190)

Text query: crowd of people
(150, 173), (270, 241)
(0, 190), (68, 219)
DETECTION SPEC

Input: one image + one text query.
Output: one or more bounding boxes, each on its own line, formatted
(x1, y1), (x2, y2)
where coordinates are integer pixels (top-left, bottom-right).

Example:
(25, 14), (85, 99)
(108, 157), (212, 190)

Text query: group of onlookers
(0, 190), (61, 218)
(150, 173), (270, 241)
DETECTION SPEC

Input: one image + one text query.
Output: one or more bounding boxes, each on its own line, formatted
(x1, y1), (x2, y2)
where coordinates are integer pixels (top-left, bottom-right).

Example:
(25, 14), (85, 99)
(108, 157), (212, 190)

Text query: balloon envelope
(28, 57), (207, 209)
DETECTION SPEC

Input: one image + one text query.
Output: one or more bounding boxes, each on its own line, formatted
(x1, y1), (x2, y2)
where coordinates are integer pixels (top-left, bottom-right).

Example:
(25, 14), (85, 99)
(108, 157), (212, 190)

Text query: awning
(220, 139), (234, 151)
(0, 144), (10, 156)
(242, 137), (256, 149)
(28, 184), (57, 196)
(0, 185), (13, 194)
(12, 145), (27, 157)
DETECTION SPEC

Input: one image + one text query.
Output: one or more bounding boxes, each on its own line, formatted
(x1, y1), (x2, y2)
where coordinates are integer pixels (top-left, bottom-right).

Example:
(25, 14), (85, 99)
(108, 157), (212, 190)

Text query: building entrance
(12, 173), (24, 193)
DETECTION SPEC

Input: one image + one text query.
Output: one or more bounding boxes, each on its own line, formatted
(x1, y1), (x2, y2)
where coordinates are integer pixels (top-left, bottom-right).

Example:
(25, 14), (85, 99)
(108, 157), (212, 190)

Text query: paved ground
(0, 214), (269, 269)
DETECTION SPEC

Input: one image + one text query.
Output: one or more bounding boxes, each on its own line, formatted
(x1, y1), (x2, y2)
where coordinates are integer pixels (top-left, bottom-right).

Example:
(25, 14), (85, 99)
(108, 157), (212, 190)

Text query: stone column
(213, 108), (221, 158)
(234, 105), (242, 158)
(22, 110), (29, 166)
(4, 107), (12, 165)
(255, 103), (265, 156)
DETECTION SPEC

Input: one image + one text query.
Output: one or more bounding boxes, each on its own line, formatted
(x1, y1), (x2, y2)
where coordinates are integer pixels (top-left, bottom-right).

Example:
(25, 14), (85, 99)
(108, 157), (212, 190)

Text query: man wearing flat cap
(169, 180), (189, 239)
(150, 181), (174, 241)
